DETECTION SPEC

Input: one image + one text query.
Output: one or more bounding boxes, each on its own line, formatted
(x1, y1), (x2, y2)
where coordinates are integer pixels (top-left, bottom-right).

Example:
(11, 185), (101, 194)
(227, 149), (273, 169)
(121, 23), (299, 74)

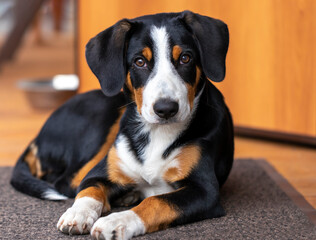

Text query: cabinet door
(77, 0), (316, 137)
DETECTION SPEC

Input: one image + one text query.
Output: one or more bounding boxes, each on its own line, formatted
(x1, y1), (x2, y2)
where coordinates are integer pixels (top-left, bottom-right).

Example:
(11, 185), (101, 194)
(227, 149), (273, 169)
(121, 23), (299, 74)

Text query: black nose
(153, 99), (179, 119)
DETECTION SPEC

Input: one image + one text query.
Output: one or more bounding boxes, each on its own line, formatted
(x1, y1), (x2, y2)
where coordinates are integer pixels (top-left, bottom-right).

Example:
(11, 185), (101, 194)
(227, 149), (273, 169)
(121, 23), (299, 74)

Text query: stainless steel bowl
(18, 75), (79, 110)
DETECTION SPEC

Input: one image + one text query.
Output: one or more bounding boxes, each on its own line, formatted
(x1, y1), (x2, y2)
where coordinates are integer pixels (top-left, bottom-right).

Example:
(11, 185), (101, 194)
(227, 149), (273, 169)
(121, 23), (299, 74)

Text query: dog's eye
(134, 58), (147, 68)
(180, 54), (191, 64)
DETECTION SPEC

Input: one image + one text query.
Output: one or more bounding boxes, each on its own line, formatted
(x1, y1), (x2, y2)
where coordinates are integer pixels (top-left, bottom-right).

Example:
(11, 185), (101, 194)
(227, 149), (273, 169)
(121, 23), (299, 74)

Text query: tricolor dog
(11, 11), (234, 240)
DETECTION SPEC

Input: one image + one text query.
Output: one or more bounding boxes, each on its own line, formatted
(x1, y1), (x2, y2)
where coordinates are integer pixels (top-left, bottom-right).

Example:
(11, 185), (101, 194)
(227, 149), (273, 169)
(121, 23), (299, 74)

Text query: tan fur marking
(134, 87), (143, 114)
(186, 67), (201, 109)
(35, 158), (45, 178)
(107, 146), (135, 185)
(164, 145), (201, 183)
(132, 196), (179, 232)
(126, 72), (134, 93)
(172, 45), (182, 61)
(142, 47), (152, 61)
(24, 146), (37, 176)
(126, 73), (143, 114)
(71, 109), (125, 188)
(76, 184), (111, 212)
(24, 143), (45, 178)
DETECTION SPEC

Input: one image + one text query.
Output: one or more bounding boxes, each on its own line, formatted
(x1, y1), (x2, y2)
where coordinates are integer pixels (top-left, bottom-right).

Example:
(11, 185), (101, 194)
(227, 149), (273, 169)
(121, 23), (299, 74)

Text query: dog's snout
(153, 99), (179, 119)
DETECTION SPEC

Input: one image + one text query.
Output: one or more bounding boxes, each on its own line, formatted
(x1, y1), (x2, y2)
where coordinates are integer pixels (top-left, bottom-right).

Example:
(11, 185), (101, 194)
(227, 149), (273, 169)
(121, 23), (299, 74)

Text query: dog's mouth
(140, 113), (179, 125)
(139, 110), (183, 126)
(156, 118), (178, 125)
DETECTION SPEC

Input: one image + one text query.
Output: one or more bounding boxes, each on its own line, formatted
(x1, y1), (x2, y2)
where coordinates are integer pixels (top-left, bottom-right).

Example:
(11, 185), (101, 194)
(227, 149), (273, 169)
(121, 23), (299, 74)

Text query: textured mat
(0, 160), (315, 240)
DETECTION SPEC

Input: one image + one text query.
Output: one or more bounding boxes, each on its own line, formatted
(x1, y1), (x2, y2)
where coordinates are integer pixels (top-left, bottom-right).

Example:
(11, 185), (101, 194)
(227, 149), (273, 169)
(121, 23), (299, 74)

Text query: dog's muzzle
(153, 98), (179, 120)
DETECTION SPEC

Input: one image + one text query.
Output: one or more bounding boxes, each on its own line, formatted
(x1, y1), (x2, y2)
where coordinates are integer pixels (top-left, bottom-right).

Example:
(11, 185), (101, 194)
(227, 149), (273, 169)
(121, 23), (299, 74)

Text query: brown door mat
(0, 159), (315, 239)
(256, 159), (316, 225)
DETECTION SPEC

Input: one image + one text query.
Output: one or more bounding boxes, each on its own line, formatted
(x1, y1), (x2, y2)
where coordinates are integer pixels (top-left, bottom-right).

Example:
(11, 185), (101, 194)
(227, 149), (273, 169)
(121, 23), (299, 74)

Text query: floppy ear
(182, 11), (229, 82)
(85, 20), (132, 96)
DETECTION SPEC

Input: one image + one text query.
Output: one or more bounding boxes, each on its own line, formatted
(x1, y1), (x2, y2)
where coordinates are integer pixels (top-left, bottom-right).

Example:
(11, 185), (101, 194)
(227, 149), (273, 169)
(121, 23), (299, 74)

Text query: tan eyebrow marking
(172, 45), (182, 61)
(142, 47), (152, 61)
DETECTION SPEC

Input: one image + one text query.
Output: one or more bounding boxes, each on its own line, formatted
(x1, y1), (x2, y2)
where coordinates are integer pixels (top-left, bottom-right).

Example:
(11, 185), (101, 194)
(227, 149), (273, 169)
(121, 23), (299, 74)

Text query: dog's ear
(181, 11), (229, 82)
(85, 20), (133, 96)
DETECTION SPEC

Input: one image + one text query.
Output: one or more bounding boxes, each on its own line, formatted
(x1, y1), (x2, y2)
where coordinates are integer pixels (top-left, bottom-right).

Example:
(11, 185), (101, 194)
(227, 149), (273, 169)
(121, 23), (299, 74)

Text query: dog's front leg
(91, 183), (224, 240)
(57, 184), (110, 235)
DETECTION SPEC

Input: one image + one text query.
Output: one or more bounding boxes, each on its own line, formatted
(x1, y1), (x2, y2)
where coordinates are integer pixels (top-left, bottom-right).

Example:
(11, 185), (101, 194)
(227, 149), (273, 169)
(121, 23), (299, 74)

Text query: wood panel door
(77, 0), (316, 138)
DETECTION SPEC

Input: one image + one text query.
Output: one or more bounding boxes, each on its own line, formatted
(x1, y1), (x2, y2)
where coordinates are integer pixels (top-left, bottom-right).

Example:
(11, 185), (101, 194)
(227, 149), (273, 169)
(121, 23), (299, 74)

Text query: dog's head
(86, 11), (229, 124)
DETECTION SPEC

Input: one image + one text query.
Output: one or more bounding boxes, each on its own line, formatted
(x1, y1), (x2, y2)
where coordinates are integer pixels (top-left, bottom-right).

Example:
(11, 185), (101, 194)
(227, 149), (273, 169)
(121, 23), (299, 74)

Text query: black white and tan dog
(11, 11), (234, 240)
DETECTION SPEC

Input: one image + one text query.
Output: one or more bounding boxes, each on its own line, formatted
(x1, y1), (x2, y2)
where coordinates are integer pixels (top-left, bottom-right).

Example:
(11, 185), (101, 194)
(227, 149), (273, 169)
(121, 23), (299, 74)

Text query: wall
(78, 0), (316, 137)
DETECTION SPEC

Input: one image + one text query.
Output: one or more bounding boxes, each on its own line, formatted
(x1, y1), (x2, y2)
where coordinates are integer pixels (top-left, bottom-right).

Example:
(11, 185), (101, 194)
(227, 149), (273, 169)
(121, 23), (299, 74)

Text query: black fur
(181, 11), (229, 82)
(11, 10), (234, 238)
(86, 11), (229, 98)
(85, 20), (133, 96)
(11, 90), (126, 199)
(82, 10), (233, 228)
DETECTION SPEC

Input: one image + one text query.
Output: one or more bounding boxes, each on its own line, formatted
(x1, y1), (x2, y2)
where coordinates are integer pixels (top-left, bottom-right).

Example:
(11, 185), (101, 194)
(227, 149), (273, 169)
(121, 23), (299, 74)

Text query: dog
(11, 11), (234, 240)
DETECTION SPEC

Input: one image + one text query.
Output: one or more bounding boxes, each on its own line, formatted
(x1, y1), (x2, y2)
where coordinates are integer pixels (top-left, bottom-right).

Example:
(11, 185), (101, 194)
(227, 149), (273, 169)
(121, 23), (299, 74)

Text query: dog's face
(86, 11), (229, 124)
(125, 22), (202, 124)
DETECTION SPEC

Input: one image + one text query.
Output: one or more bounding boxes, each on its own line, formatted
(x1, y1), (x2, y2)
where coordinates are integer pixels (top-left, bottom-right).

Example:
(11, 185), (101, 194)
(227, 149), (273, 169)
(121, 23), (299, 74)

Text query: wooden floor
(0, 32), (315, 209)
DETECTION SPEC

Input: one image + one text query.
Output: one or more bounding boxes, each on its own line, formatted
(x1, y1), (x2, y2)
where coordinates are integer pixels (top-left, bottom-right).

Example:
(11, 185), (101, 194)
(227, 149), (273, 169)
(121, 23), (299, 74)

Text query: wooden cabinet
(77, 0), (316, 138)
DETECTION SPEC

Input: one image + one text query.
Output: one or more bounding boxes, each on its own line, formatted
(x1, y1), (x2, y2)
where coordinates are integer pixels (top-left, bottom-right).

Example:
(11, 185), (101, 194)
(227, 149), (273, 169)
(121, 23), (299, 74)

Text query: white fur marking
(91, 210), (145, 240)
(57, 197), (103, 235)
(43, 189), (68, 200)
(116, 123), (185, 198)
(111, 26), (203, 203)
(141, 26), (191, 124)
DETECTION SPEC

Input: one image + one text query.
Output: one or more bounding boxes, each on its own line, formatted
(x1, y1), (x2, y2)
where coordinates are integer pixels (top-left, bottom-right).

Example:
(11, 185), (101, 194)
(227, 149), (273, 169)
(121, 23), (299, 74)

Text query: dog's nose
(153, 99), (179, 119)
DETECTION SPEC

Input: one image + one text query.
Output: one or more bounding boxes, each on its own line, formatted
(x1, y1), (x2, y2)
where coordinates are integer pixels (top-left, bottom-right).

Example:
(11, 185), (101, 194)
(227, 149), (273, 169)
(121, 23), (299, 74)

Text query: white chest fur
(115, 123), (185, 198)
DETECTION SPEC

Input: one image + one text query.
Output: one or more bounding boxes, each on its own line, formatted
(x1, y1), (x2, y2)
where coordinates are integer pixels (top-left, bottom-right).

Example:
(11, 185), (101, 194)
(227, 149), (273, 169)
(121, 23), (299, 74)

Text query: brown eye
(180, 54), (191, 64)
(135, 58), (146, 67)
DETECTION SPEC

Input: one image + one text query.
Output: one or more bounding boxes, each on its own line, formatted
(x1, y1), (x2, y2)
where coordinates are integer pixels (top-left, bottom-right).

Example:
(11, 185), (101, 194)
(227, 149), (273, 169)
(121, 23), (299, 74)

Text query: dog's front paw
(91, 210), (145, 240)
(57, 197), (103, 235)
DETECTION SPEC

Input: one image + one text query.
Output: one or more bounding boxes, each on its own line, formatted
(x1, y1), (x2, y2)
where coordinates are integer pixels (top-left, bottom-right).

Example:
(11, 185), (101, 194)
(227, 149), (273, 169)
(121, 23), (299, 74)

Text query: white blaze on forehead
(141, 26), (191, 124)
(151, 26), (170, 69)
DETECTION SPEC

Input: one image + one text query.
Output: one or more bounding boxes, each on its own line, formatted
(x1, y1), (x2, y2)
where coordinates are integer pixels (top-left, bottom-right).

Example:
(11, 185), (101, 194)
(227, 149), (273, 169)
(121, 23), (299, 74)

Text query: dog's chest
(115, 126), (182, 198)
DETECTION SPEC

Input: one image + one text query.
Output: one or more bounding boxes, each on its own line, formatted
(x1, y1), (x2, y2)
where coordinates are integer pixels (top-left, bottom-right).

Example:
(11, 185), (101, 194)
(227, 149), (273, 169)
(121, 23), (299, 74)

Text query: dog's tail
(10, 144), (68, 201)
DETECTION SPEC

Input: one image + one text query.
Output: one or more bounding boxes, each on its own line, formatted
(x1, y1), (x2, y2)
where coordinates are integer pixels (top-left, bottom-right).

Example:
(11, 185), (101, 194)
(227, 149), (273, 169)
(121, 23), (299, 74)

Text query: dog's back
(11, 90), (126, 199)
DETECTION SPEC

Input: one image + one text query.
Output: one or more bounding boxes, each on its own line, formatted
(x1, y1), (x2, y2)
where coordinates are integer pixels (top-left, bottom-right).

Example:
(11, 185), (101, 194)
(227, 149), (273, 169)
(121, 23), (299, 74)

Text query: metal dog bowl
(18, 74), (79, 110)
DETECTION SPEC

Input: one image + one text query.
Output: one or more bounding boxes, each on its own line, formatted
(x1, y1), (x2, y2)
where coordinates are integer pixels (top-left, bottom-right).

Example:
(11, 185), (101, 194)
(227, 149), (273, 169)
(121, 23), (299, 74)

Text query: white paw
(57, 197), (103, 235)
(91, 210), (145, 240)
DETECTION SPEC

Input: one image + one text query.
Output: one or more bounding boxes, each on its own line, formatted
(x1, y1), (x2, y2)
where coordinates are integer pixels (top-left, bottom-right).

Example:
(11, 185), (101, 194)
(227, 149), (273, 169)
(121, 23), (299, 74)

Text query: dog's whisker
(119, 101), (136, 109)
